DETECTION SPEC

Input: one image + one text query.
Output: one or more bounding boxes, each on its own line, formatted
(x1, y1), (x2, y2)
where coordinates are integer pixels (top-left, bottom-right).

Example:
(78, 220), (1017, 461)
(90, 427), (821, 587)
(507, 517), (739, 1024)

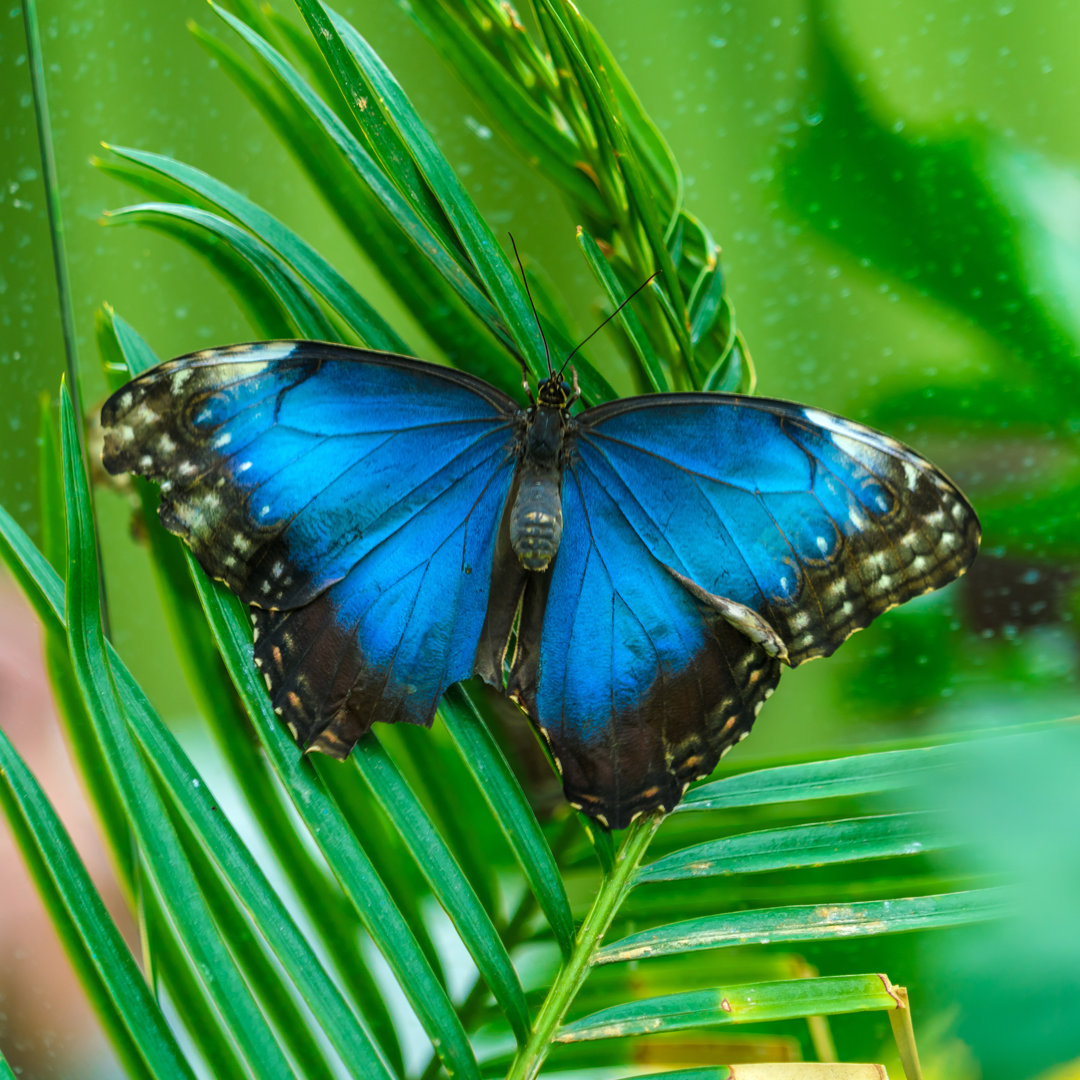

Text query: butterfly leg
(662, 564), (790, 663)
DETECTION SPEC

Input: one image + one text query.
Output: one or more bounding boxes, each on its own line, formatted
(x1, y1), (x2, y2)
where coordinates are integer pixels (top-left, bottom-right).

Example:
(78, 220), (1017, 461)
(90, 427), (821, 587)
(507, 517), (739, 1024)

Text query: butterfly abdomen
(510, 404), (567, 572)
(511, 462), (564, 570)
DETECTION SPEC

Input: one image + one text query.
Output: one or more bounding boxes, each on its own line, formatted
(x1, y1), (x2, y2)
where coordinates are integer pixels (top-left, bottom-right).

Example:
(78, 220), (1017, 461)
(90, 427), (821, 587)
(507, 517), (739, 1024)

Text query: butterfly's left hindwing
(102, 342), (521, 751)
(508, 460), (783, 829)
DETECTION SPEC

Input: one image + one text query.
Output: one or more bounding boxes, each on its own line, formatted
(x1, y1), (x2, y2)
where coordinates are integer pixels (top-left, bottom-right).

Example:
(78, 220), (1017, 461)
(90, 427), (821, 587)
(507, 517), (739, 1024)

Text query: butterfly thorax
(510, 387), (571, 572)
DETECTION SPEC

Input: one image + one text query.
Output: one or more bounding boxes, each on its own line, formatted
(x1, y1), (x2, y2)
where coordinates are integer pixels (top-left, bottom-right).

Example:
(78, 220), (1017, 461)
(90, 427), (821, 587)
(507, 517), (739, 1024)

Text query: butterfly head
(536, 375), (574, 410)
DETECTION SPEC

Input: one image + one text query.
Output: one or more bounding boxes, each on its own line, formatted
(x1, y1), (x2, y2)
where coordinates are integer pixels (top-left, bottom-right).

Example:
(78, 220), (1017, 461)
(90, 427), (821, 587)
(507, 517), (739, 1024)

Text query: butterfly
(101, 338), (980, 828)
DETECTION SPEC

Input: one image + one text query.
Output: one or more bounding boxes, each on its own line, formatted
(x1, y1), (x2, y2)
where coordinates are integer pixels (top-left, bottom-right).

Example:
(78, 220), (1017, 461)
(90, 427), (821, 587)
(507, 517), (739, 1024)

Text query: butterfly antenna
(509, 233), (552, 379)
(557, 270), (660, 379)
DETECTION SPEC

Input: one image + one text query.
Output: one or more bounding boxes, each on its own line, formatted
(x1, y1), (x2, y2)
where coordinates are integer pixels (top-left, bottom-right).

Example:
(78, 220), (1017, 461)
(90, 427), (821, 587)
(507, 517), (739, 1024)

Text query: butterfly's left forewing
(102, 341), (521, 752)
(573, 394), (980, 664)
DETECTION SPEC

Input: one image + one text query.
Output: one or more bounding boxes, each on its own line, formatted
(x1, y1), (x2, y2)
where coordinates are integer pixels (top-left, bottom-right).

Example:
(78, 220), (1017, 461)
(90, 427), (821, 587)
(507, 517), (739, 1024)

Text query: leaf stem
(22, 0), (80, 401)
(504, 810), (665, 1080)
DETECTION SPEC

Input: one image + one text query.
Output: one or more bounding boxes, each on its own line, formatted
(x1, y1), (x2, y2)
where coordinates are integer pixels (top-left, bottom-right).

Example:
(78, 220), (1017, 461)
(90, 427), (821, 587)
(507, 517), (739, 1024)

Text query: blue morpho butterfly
(101, 298), (980, 828)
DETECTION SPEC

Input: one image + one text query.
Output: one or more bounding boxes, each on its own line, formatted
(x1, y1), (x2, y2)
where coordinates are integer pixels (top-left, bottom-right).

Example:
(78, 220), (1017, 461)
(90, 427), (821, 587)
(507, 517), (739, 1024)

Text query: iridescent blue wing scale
(102, 341), (520, 753)
(507, 393), (979, 828)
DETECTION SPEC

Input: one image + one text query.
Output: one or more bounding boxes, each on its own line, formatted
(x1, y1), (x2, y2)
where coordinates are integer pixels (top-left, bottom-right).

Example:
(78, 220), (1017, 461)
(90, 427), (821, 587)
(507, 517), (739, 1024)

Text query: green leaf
(0, 730), (192, 1080)
(395, 723), (509, 922)
(504, 813), (666, 1080)
(324, 4), (615, 401)
(679, 744), (958, 812)
(328, 4), (617, 393)
(59, 384), (296, 1078)
(596, 888), (1009, 964)
(189, 566), (481, 1080)
(401, 0), (745, 397)
(576, 227), (669, 393)
(139, 887), (249, 1080)
(101, 144), (408, 352)
(687, 252), (726, 348)
(104, 202), (337, 340)
(442, 684), (577, 959)
(350, 733), (532, 1044)
(584, 27), (680, 211)
(312, 755), (450, 987)
(703, 325), (753, 394)
(539, 0), (692, 369)
(582, 815), (616, 876)
(34, 390), (137, 896)
(302, 1), (547, 366)
(557, 973), (902, 1042)
(208, 4), (510, 348)
(397, 0), (608, 221)
(635, 812), (952, 885)
(165, 806), (340, 1080)
(292, 0), (464, 260)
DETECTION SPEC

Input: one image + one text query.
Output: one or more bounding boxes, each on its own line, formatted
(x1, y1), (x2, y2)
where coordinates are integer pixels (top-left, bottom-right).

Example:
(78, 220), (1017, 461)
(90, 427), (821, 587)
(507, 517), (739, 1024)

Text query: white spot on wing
(237, 343), (295, 364)
(801, 407), (848, 437)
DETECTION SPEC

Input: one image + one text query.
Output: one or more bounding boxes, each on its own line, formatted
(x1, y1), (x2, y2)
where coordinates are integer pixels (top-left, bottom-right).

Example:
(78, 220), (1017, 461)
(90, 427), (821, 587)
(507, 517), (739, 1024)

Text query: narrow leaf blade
(442, 684), (576, 958)
(558, 973), (902, 1042)
(680, 745), (959, 812)
(597, 889), (1010, 964)
(0, 730), (193, 1080)
(636, 812), (951, 885)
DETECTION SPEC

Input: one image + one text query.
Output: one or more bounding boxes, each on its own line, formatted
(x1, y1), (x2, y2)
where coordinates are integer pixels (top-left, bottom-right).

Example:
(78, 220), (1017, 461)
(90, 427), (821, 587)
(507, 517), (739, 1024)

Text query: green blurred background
(2, 0), (1078, 1077)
